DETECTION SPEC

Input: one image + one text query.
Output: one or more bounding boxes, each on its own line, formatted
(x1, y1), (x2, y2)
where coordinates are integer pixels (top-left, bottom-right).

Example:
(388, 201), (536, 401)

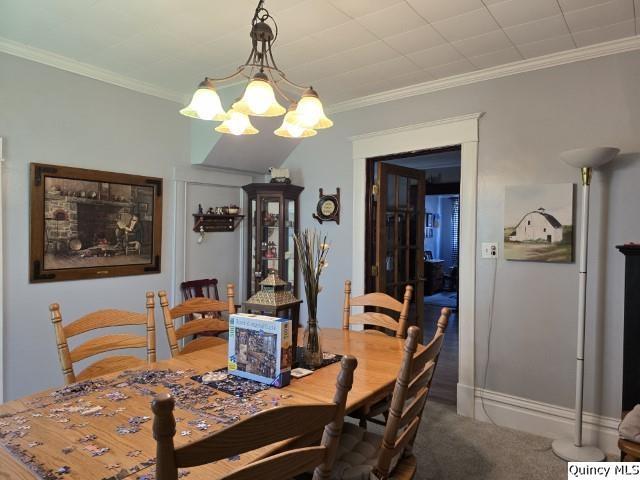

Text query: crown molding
(328, 35), (640, 115)
(2, 33), (639, 114)
(0, 37), (185, 104)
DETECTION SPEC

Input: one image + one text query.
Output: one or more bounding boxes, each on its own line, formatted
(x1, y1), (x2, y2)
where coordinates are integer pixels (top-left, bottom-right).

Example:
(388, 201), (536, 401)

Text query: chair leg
(359, 416), (368, 429)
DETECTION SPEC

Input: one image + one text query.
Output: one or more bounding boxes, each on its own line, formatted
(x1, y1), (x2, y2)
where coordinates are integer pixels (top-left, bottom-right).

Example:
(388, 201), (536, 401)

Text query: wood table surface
(0, 329), (417, 480)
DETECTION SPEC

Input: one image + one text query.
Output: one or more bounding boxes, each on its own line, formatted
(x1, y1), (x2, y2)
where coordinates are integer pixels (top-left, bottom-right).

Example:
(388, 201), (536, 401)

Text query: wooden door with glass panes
(375, 163), (426, 329)
(244, 183), (303, 298)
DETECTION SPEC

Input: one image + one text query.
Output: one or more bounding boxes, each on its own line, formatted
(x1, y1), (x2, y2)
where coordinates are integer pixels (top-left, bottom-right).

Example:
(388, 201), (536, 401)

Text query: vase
(303, 317), (323, 368)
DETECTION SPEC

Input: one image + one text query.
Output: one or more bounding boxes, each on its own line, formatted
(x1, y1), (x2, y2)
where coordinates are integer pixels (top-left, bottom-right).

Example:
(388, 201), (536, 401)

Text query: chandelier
(179, 0), (333, 138)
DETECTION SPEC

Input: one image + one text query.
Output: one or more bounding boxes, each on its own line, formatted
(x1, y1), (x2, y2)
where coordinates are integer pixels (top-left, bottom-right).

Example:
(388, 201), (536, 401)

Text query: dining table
(0, 328), (421, 480)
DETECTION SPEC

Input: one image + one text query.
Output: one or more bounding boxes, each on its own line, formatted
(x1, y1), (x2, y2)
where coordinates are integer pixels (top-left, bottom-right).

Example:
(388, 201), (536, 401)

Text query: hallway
(424, 304), (458, 406)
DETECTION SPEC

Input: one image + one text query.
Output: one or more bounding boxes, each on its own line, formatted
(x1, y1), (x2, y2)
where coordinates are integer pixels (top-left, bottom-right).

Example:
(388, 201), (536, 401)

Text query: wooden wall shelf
(193, 214), (244, 232)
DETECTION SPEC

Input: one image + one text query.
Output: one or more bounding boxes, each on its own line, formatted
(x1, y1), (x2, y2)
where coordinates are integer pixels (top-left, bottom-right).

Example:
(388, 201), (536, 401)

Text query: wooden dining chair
(342, 280), (413, 339)
(152, 355), (358, 480)
(180, 278), (221, 320)
(181, 278), (221, 301)
(158, 285), (236, 357)
(50, 292), (156, 385)
(331, 320), (449, 480)
(349, 307), (451, 430)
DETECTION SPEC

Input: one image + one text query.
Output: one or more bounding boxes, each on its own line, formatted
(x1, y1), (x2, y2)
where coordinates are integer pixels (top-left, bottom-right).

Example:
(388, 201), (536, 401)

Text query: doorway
(365, 146), (461, 406)
(351, 113), (481, 417)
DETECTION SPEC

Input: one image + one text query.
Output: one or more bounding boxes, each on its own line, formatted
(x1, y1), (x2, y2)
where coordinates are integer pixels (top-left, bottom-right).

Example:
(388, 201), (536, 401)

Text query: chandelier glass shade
(179, 79), (226, 121)
(296, 88), (333, 129)
(274, 104), (317, 138)
(215, 109), (259, 136)
(179, 0), (332, 138)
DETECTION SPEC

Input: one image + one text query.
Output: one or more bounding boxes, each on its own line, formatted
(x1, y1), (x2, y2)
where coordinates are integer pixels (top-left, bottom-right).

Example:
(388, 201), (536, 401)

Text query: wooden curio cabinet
(242, 183), (304, 297)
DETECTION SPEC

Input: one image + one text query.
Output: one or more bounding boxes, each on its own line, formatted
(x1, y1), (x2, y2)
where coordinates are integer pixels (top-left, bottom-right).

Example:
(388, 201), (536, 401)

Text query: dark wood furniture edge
(617, 245), (640, 255)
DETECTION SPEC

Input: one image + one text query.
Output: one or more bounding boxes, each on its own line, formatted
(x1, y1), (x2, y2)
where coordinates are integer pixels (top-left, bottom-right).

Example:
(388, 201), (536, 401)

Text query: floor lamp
(552, 147), (619, 462)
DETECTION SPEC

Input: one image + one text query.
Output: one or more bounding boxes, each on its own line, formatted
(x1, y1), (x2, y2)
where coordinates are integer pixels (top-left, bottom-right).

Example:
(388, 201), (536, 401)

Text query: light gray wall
(185, 184), (242, 294)
(0, 53), (191, 400)
(283, 50), (640, 419)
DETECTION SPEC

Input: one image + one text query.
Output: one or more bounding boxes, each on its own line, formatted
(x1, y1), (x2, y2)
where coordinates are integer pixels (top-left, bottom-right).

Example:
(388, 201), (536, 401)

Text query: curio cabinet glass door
(243, 183), (303, 297)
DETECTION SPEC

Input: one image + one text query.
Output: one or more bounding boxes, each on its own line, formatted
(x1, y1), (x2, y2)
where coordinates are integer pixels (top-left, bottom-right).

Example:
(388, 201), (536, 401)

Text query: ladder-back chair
(350, 307), (450, 429)
(152, 356), (358, 480)
(180, 278), (221, 319)
(50, 292), (156, 385)
(159, 284), (236, 357)
(342, 280), (413, 339)
(332, 318), (449, 480)
(181, 278), (220, 301)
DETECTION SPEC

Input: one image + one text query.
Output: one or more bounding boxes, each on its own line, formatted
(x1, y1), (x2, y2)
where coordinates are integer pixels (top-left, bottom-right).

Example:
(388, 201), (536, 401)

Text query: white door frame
(350, 113), (483, 417)
(0, 139), (5, 402)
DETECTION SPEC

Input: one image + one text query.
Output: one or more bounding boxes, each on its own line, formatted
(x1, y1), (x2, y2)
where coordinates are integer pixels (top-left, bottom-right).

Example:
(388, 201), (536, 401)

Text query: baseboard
(473, 388), (620, 456)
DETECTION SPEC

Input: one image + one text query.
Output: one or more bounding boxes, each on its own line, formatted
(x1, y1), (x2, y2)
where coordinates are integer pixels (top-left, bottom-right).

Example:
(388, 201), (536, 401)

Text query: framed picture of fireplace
(29, 163), (163, 282)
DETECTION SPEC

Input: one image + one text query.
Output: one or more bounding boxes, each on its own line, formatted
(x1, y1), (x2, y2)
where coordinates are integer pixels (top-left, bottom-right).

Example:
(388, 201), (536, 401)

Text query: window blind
(451, 197), (460, 266)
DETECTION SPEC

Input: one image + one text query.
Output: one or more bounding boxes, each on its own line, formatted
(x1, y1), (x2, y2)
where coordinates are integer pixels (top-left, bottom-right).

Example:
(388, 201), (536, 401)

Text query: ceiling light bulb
(296, 89), (325, 128)
(180, 79), (225, 121)
(215, 109), (259, 136)
(283, 112), (305, 138)
(285, 121), (305, 138)
(243, 77), (276, 115)
(228, 110), (250, 136)
(192, 88), (224, 120)
(274, 104), (317, 138)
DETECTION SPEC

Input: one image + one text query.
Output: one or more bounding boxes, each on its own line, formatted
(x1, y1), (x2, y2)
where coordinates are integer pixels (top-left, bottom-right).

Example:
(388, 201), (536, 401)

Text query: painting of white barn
(509, 208), (563, 243)
(504, 184), (573, 263)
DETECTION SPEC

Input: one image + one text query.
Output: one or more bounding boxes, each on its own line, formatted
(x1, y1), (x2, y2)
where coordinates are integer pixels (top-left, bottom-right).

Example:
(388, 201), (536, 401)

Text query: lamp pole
(552, 147), (618, 462)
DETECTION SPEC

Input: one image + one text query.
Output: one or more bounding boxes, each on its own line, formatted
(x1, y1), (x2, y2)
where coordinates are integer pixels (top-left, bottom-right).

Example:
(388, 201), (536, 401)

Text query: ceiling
(383, 149), (461, 170)
(1, 0), (639, 105)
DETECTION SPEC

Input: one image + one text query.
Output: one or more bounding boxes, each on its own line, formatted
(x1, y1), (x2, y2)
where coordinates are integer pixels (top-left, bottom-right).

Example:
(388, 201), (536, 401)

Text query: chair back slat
(75, 355), (144, 382)
(398, 387), (428, 430)
(174, 318), (229, 340)
(342, 280), (413, 338)
(69, 333), (147, 362)
(411, 335), (444, 375)
(348, 312), (400, 332)
(63, 310), (147, 338)
(169, 297), (232, 319)
(175, 404), (335, 468)
(152, 356), (358, 480)
(179, 336), (227, 355)
(391, 416), (420, 458)
(407, 362), (435, 399)
(222, 447), (325, 480)
(159, 286), (236, 357)
(374, 309), (450, 479)
(350, 293), (403, 312)
(50, 292), (156, 385)
(180, 278), (222, 320)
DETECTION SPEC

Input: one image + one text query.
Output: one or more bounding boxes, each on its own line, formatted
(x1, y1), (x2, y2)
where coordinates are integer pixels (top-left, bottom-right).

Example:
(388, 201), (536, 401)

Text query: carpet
(367, 401), (566, 480)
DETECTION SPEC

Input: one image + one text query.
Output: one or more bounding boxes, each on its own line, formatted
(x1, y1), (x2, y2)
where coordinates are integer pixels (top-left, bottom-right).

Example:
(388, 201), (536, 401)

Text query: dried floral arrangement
(293, 229), (329, 367)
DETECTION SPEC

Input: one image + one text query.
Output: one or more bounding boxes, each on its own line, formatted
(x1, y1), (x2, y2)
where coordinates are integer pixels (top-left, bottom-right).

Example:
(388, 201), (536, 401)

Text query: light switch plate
(482, 242), (498, 259)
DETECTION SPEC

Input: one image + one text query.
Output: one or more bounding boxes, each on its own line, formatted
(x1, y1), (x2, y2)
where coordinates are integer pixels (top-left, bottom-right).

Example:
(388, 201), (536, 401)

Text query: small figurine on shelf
(265, 242), (278, 259)
(215, 207), (224, 215)
(198, 204), (204, 215)
(207, 207), (215, 214)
